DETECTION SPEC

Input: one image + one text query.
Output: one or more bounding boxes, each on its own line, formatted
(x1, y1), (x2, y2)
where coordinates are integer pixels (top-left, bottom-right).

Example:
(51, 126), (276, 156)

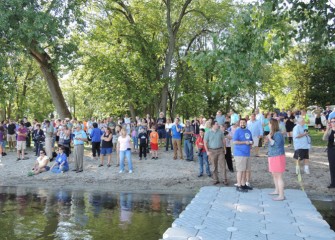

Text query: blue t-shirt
(171, 124), (182, 139)
(233, 128), (253, 157)
(56, 153), (69, 169)
(90, 128), (103, 142)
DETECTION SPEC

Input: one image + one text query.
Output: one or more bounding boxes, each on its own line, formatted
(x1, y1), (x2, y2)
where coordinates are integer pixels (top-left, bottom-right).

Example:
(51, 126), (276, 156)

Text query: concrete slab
(162, 187), (335, 240)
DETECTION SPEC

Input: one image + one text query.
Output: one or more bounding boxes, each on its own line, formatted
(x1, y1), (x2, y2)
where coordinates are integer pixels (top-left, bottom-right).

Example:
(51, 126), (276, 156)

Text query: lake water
(0, 186), (194, 240)
(1, 187), (335, 240)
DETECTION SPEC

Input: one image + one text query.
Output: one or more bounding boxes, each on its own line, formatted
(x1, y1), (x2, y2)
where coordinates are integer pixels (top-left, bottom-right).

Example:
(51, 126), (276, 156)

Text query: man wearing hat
(73, 124), (87, 173)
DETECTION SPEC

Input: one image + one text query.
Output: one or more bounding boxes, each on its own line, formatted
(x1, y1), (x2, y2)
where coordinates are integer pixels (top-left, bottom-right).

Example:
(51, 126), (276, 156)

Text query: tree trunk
(29, 47), (72, 119)
(161, 0), (193, 116)
(129, 103), (136, 120)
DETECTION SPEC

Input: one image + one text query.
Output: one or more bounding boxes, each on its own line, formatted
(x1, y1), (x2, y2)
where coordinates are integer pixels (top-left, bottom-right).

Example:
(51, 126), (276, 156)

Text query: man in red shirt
(17, 122), (28, 161)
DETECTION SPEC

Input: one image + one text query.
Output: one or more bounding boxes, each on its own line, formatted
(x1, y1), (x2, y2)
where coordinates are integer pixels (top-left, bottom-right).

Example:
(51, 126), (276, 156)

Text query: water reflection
(0, 187), (193, 240)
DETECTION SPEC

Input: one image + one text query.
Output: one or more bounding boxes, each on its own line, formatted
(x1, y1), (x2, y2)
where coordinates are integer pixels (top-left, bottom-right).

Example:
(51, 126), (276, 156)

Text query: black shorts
(315, 117), (322, 125)
(157, 129), (166, 139)
(293, 149), (309, 160)
(264, 131), (270, 136)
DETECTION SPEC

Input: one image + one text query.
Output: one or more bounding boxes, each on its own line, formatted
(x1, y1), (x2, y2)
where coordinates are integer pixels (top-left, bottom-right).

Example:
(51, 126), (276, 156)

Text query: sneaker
(242, 185), (253, 190)
(236, 186), (248, 192)
(17, 158), (21, 161)
(304, 167), (310, 174)
(119, 170), (124, 173)
(129, 170), (133, 173)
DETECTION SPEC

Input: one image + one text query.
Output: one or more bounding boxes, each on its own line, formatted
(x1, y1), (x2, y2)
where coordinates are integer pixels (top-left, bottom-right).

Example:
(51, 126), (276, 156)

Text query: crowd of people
(1, 105), (335, 200)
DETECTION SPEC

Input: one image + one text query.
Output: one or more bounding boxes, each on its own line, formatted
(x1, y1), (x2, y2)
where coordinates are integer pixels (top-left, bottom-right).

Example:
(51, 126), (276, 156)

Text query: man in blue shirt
(247, 113), (263, 157)
(233, 118), (253, 192)
(171, 118), (183, 160)
(73, 125), (87, 173)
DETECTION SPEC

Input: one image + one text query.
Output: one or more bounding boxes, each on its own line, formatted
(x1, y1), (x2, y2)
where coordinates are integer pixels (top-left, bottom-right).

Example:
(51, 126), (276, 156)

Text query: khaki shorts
(235, 156), (251, 171)
(7, 134), (16, 142)
(17, 141), (26, 151)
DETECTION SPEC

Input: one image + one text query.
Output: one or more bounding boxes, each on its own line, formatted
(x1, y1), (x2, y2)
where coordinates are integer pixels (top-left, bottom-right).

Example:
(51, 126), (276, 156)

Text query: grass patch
(308, 128), (326, 147)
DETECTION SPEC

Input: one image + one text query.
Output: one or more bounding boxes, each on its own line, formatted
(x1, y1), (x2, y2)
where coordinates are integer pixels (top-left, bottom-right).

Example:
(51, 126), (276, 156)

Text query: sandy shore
(0, 145), (334, 199)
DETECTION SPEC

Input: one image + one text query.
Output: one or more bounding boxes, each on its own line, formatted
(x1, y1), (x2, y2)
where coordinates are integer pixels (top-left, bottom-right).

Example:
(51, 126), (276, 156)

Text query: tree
(0, 0), (86, 118)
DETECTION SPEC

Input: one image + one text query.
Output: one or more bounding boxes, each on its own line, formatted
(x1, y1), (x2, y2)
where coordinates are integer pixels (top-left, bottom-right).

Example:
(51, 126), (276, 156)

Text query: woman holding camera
(195, 129), (211, 177)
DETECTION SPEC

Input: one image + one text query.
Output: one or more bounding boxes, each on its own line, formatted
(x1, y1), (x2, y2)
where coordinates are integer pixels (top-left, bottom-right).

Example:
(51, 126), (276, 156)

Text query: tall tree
(0, 0), (85, 118)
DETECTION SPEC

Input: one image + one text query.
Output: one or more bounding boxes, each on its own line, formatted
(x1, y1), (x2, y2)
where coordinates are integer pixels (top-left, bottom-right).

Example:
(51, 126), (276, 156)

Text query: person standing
(247, 113), (263, 157)
(90, 122), (102, 161)
(100, 127), (113, 167)
(233, 118), (253, 192)
(156, 112), (167, 146)
(285, 111), (295, 147)
(138, 128), (148, 160)
(230, 110), (240, 125)
(17, 122), (28, 161)
(118, 128), (133, 173)
(204, 121), (227, 185)
(72, 125), (87, 173)
(323, 118), (335, 188)
(23, 117), (32, 148)
(165, 118), (173, 151)
(293, 118), (310, 175)
(183, 120), (194, 161)
(267, 118), (286, 201)
(215, 110), (226, 126)
(44, 120), (54, 160)
(171, 118), (183, 160)
(196, 129), (211, 177)
(150, 126), (159, 159)
(32, 124), (45, 156)
(7, 119), (16, 152)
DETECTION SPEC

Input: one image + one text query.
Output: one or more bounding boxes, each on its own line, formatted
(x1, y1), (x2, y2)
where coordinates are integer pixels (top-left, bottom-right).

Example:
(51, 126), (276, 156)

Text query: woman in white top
(165, 118), (174, 151)
(118, 128), (133, 173)
(28, 149), (50, 176)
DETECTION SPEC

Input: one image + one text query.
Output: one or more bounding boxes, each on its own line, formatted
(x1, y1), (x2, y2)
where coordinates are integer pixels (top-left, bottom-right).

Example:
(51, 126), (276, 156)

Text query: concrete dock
(162, 186), (335, 240)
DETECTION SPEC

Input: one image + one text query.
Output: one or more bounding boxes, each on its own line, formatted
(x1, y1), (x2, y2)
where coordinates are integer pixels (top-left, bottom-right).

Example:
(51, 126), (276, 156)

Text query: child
(149, 126), (159, 159)
(138, 128), (148, 160)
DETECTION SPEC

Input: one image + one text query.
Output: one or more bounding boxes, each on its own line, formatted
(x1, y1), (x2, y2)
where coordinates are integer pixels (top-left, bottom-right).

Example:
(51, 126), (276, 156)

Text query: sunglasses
(331, 121), (335, 123)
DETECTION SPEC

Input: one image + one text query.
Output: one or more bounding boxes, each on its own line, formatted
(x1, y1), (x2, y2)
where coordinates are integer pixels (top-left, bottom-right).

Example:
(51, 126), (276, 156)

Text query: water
(312, 199), (335, 231)
(0, 186), (194, 240)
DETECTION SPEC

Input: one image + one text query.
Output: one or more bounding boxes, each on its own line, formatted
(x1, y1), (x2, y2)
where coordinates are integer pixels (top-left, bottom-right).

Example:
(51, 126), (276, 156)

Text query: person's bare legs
(272, 172), (285, 200)
(107, 154), (112, 166)
(269, 173), (279, 195)
(100, 155), (104, 165)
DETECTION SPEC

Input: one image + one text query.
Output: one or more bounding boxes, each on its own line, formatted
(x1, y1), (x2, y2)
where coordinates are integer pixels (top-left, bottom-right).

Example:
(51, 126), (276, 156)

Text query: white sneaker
(129, 170), (133, 174)
(304, 167), (310, 175)
(246, 181), (250, 187)
(234, 183), (238, 186)
(119, 170), (124, 173)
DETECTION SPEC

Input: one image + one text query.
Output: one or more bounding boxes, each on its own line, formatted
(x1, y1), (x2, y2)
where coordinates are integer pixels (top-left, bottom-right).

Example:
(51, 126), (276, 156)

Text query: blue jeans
(51, 165), (69, 173)
(120, 150), (133, 171)
(132, 136), (138, 149)
(165, 132), (173, 151)
(184, 139), (193, 160)
(198, 151), (210, 175)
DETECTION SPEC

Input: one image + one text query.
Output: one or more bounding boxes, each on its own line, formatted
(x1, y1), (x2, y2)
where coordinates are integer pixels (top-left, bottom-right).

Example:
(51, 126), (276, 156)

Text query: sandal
(107, 164), (111, 168)
(98, 164), (103, 167)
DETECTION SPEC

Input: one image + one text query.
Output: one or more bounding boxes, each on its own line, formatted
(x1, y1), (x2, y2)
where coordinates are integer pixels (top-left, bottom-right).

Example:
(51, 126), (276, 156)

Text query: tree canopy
(0, 0), (334, 120)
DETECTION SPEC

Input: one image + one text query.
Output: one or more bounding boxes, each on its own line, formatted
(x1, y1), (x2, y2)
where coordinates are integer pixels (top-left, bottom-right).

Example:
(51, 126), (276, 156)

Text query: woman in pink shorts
(267, 118), (286, 201)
